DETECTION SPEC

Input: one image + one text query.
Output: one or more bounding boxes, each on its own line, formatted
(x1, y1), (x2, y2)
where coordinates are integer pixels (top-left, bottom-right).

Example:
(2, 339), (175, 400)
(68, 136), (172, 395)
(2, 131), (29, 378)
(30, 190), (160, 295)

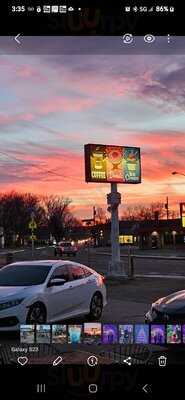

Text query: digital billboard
(180, 203), (185, 228)
(84, 144), (141, 184)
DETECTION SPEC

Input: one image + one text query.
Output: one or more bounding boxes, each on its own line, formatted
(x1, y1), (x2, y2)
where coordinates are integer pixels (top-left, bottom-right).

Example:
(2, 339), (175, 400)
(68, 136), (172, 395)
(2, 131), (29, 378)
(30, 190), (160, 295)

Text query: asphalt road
(81, 247), (185, 278)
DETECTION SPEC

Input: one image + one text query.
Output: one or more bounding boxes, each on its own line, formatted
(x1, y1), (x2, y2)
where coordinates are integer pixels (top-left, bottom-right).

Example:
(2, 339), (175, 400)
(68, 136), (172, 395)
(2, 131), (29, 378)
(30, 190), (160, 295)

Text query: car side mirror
(48, 278), (66, 287)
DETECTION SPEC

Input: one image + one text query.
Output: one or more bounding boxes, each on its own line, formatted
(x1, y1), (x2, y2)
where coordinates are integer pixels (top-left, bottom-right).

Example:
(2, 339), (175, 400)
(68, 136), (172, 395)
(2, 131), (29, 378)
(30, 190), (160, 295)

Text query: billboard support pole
(107, 183), (127, 277)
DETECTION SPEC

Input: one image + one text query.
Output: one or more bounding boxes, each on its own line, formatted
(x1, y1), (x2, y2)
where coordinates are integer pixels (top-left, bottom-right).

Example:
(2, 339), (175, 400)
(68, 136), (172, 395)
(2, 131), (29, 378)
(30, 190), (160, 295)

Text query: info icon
(87, 355), (98, 367)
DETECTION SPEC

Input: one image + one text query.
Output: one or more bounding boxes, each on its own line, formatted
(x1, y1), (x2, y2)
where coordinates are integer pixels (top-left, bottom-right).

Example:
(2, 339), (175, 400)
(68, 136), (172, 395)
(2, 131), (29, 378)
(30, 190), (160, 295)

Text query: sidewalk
(96, 246), (185, 257)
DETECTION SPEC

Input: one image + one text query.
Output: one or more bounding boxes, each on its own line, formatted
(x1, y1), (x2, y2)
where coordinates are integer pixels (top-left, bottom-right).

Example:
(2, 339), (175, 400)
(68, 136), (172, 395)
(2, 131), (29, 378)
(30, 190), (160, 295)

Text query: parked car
(0, 260), (107, 331)
(145, 290), (185, 323)
(54, 241), (78, 257)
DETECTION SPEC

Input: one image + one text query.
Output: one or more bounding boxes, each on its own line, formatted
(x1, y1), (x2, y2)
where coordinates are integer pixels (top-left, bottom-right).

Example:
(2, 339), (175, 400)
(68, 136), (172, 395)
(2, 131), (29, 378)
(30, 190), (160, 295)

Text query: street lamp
(172, 171), (185, 177)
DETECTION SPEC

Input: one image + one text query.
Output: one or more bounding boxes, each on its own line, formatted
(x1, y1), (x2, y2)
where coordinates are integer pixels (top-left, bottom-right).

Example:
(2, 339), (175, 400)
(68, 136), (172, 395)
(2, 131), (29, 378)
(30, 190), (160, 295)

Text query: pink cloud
(133, 131), (185, 148)
(0, 112), (34, 126)
(36, 96), (97, 114)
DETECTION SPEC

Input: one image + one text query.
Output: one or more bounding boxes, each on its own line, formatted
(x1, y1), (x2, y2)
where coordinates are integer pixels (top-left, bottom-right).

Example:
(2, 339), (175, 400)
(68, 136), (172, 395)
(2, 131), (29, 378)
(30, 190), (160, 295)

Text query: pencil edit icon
(53, 356), (63, 366)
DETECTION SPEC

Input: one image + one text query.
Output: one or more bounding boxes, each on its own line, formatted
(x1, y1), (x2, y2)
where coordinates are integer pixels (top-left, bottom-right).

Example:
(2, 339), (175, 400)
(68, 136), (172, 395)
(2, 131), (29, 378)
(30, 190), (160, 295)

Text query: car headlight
(0, 298), (24, 311)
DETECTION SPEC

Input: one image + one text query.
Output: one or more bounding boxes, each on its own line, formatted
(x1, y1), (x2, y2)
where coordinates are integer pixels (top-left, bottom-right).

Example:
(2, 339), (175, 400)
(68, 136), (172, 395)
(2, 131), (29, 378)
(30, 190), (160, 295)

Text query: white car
(0, 260), (107, 331)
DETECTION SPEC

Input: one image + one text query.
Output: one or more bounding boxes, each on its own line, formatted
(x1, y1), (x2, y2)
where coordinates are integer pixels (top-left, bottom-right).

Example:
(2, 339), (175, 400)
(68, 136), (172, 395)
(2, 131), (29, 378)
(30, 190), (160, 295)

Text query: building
(92, 219), (185, 249)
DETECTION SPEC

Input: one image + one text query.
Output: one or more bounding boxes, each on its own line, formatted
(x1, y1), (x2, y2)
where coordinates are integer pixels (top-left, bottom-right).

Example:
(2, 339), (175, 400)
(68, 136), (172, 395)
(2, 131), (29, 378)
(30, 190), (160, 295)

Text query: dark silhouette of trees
(121, 202), (166, 221)
(0, 191), (44, 246)
(41, 195), (80, 243)
(95, 207), (107, 224)
(0, 191), (80, 246)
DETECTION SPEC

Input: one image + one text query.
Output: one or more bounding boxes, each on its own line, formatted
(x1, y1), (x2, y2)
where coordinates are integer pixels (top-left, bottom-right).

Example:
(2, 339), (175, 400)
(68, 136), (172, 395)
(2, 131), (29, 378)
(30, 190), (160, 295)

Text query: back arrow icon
(15, 34), (21, 44)
(143, 384), (152, 394)
(143, 384), (148, 394)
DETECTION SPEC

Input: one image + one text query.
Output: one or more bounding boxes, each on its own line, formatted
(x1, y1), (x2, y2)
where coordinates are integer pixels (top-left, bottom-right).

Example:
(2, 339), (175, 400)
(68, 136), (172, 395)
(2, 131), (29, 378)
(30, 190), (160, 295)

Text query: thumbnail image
(36, 325), (51, 344)
(52, 325), (67, 344)
(182, 325), (185, 343)
(20, 325), (35, 344)
(68, 325), (82, 344)
(119, 325), (134, 344)
(102, 324), (118, 344)
(167, 325), (181, 344)
(83, 323), (102, 344)
(150, 325), (166, 344)
(134, 325), (149, 344)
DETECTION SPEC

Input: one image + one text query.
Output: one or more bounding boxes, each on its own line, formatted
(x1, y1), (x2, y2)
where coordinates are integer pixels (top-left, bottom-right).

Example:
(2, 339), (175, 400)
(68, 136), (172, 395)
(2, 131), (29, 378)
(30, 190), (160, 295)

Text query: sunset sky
(0, 45), (185, 218)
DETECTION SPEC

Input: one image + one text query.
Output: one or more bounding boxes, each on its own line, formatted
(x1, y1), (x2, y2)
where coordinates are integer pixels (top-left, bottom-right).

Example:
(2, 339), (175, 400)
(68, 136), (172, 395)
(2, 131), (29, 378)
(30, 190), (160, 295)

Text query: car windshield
(60, 242), (72, 247)
(0, 264), (52, 286)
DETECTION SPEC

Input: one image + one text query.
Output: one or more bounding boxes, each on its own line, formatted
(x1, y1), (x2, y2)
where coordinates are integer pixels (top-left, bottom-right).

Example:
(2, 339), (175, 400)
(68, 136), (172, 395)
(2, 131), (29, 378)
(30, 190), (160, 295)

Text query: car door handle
(68, 285), (75, 290)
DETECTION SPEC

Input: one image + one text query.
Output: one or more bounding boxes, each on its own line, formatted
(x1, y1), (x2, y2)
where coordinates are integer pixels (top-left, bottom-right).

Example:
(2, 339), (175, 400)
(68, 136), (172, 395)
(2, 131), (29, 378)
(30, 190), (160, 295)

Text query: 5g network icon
(122, 33), (134, 44)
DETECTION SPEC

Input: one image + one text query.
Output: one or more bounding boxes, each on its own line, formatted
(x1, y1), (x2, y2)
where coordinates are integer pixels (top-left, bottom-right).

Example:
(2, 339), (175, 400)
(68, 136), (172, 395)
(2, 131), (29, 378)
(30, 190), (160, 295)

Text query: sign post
(29, 212), (37, 259)
(107, 183), (126, 276)
(84, 143), (141, 278)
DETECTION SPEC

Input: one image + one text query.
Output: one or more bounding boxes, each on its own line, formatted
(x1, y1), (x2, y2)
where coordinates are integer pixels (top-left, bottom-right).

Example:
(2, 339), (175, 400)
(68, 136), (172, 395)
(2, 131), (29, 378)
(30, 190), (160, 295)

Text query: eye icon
(144, 34), (155, 44)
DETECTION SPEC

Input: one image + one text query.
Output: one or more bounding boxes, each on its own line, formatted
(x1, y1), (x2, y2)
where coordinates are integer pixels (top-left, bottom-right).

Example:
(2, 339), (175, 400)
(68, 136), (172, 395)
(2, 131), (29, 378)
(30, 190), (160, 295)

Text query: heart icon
(17, 356), (28, 366)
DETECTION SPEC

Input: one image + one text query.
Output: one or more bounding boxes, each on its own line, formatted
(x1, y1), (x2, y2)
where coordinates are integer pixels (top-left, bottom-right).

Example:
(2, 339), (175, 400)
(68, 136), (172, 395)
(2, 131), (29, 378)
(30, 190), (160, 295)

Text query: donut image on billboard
(106, 146), (123, 182)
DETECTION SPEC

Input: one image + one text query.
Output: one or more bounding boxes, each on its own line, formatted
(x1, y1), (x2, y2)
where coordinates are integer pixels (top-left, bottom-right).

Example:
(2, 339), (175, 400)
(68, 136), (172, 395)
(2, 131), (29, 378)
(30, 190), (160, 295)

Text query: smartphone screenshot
(0, 1), (184, 398)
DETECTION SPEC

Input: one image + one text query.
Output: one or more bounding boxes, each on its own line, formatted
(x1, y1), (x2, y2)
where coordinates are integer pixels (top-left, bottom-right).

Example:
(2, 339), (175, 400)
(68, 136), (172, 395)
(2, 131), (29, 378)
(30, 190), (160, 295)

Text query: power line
(0, 150), (82, 182)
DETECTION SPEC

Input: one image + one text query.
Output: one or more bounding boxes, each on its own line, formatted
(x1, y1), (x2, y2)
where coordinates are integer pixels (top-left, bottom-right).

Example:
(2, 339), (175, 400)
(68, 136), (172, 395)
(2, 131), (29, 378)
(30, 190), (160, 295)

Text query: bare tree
(0, 191), (45, 246)
(42, 195), (78, 243)
(95, 207), (106, 224)
(169, 210), (179, 219)
(121, 202), (166, 221)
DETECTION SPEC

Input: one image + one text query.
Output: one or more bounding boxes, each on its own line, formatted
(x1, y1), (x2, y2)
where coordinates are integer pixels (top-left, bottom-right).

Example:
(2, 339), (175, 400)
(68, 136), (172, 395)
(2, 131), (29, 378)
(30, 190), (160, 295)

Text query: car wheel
(26, 302), (47, 324)
(88, 293), (103, 321)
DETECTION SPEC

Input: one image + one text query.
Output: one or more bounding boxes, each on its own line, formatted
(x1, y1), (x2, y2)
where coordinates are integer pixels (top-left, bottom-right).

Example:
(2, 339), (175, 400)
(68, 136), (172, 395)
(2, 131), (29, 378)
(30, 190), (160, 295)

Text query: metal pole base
(107, 260), (127, 279)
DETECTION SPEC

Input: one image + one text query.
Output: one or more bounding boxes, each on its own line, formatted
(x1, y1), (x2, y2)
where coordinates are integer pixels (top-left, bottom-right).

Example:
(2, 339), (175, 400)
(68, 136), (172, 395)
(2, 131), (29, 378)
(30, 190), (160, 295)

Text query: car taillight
(98, 275), (105, 285)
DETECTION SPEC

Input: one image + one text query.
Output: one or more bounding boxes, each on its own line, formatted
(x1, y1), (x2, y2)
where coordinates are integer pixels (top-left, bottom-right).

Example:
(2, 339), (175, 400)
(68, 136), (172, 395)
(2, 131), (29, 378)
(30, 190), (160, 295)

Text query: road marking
(136, 274), (185, 279)
(11, 249), (25, 253)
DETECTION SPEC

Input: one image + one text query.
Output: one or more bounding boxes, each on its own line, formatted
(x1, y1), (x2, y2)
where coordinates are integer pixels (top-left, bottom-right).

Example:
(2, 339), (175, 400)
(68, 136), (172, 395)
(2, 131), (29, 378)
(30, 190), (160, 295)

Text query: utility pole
(165, 197), (169, 220)
(93, 206), (96, 246)
(93, 206), (96, 226)
(29, 212), (37, 260)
